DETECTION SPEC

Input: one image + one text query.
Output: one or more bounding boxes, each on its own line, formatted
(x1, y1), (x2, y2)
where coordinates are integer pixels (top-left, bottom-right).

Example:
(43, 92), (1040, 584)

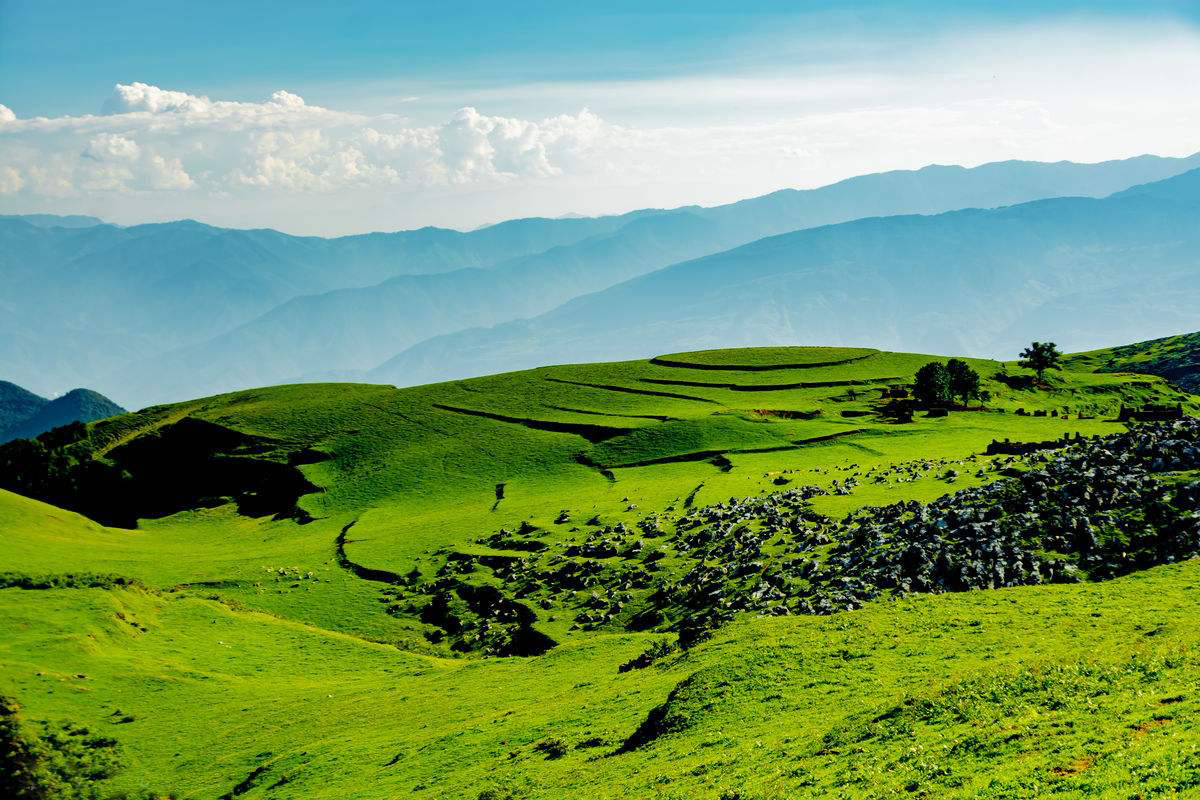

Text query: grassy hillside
(1065, 330), (1200, 393)
(2, 346), (1199, 798)
(5, 543), (1199, 799)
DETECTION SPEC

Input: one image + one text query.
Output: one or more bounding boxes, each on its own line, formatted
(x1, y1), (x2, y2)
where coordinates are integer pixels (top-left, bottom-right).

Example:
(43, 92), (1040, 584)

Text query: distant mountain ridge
(0, 383), (125, 444)
(0, 213), (107, 228)
(4, 151), (1200, 407)
(370, 166), (1200, 387)
(114, 210), (723, 403)
(0, 212), (639, 402)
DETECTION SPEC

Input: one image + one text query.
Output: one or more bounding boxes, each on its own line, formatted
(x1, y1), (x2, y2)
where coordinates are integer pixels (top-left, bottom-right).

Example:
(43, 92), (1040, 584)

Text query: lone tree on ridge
(1018, 341), (1063, 383)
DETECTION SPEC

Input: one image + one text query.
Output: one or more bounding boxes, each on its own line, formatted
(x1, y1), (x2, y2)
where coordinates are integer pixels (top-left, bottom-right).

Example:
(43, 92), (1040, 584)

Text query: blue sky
(1, 1), (1198, 233)
(3, 1), (1195, 118)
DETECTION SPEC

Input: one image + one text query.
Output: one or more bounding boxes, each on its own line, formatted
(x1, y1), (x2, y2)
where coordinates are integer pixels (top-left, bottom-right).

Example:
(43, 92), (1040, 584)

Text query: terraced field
(2, 346), (1199, 798)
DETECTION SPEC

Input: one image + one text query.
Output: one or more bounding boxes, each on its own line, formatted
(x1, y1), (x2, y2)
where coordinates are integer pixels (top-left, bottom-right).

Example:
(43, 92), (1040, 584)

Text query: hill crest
(0, 384), (125, 444)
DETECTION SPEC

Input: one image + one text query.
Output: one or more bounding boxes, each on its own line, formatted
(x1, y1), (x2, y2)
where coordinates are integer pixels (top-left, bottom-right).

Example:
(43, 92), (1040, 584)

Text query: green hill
(1065, 330), (1200, 394)
(2, 346), (1199, 798)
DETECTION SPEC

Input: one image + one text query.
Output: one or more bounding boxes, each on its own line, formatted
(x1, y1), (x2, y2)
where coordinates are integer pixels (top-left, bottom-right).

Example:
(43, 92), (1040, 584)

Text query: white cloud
(437, 106), (600, 182)
(102, 82), (310, 117)
(0, 83), (616, 201)
(146, 154), (194, 190)
(85, 132), (141, 161)
(0, 19), (1198, 233)
(0, 165), (23, 194)
(69, 131), (192, 193)
(268, 90), (307, 110)
(105, 82), (214, 114)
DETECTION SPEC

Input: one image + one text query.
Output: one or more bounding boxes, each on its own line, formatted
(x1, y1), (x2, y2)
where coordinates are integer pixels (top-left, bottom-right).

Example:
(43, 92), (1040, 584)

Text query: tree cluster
(912, 359), (981, 408)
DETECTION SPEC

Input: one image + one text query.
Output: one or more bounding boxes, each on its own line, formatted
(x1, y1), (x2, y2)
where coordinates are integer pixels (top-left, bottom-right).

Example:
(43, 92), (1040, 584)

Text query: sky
(1, 1), (1198, 235)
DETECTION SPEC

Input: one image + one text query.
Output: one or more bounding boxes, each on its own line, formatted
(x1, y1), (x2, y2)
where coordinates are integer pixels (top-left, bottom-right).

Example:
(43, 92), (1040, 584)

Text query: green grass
(2, 344), (1199, 797)
(650, 345), (879, 368)
(3, 551), (1199, 798)
(1063, 331), (1200, 394)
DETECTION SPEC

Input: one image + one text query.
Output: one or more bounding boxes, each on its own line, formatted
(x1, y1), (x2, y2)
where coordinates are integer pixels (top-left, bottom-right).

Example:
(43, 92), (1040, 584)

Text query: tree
(0, 696), (122, 799)
(945, 359), (981, 406)
(1018, 341), (1064, 382)
(913, 362), (953, 408)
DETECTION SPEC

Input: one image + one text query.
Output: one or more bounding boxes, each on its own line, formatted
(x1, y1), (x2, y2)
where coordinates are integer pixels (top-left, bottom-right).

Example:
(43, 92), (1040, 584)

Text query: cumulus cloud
(0, 165), (23, 194)
(105, 82), (214, 114)
(0, 128), (196, 195)
(146, 154), (194, 190)
(268, 90), (306, 110)
(0, 82), (618, 202)
(85, 132), (141, 161)
(438, 106), (592, 182)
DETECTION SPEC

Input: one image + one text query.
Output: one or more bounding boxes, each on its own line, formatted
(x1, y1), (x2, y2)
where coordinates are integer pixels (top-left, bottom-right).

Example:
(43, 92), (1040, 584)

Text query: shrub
(0, 696), (123, 799)
(0, 573), (144, 591)
(533, 738), (568, 759)
(619, 639), (676, 672)
(477, 789), (516, 800)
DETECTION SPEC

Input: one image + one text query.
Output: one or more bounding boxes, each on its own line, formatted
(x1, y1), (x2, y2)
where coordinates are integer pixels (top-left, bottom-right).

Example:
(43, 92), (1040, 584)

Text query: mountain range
(0, 212), (637, 401)
(0, 381), (125, 444)
(373, 166), (1200, 386)
(3, 151), (1200, 407)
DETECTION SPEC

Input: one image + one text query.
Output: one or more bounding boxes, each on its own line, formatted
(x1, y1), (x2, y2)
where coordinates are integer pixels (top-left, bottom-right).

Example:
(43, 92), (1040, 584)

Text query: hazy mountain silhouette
(1, 213), (107, 229)
(5, 152), (1200, 406)
(370, 168), (1200, 387)
(67, 151), (1200, 406)
(0, 213), (643, 400)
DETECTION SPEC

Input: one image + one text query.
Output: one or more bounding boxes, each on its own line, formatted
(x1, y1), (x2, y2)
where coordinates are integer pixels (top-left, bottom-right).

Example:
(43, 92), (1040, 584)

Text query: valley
(3, 344), (1199, 798)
